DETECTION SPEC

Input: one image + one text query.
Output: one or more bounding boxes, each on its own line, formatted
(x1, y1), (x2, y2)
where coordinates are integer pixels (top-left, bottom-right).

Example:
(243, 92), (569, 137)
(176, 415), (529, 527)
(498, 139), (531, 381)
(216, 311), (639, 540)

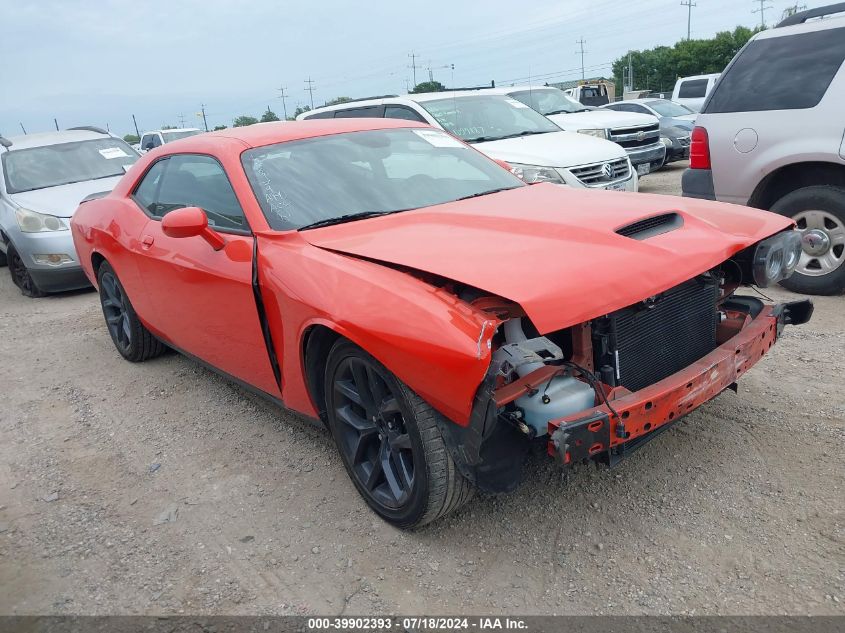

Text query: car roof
(142, 127), (202, 134)
(758, 6), (845, 38)
(675, 73), (721, 82)
(159, 119), (431, 151)
(2, 129), (112, 151)
(304, 90), (521, 116)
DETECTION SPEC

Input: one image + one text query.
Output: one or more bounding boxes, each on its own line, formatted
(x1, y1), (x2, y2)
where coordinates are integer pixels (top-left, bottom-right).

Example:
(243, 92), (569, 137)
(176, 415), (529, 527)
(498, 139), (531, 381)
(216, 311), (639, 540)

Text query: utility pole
(752, 0), (773, 28)
(178, 113), (186, 128)
(628, 53), (634, 92)
(304, 77), (316, 109)
(681, 0), (696, 39)
(199, 104), (208, 131)
(277, 86), (288, 120)
(576, 38), (587, 80)
(132, 114), (140, 137)
(408, 52), (419, 87)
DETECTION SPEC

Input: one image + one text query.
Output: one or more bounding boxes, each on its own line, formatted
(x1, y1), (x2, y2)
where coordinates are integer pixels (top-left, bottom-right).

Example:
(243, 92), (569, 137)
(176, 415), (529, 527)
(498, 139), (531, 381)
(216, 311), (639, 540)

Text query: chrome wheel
(793, 209), (845, 277)
(332, 356), (415, 509)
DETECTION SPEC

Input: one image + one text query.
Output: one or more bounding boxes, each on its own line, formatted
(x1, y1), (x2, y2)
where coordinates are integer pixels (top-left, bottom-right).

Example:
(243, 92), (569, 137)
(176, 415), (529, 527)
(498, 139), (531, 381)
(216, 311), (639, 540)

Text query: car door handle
(141, 235), (155, 249)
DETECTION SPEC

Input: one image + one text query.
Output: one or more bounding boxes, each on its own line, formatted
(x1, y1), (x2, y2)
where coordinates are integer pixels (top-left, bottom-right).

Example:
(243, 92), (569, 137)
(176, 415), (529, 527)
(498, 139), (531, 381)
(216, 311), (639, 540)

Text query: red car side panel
(254, 232), (499, 425)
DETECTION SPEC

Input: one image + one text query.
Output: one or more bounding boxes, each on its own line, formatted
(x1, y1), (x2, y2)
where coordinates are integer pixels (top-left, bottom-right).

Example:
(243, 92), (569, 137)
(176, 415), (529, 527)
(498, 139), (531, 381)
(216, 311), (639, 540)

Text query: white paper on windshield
(505, 98), (529, 108)
(412, 129), (464, 148)
(99, 147), (130, 159)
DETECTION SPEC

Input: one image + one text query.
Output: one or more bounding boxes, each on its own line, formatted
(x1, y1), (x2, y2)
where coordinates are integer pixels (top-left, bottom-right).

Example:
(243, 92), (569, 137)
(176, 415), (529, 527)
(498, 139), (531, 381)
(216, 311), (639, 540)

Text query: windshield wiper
(298, 210), (395, 231)
(453, 187), (518, 202)
(490, 130), (549, 141)
(545, 109), (576, 115)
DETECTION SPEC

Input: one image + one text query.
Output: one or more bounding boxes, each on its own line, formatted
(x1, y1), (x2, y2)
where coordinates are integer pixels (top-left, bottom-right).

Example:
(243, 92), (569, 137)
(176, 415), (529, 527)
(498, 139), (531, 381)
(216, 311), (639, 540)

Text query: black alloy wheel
(324, 340), (474, 528)
(96, 261), (166, 362)
(100, 268), (132, 354)
(8, 245), (46, 297)
(332, 355), (416, 509)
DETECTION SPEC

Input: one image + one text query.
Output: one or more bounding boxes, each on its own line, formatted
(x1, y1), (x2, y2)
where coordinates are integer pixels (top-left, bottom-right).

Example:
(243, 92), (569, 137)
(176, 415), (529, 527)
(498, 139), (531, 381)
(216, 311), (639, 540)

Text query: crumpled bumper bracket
(548, 299), (813, 465)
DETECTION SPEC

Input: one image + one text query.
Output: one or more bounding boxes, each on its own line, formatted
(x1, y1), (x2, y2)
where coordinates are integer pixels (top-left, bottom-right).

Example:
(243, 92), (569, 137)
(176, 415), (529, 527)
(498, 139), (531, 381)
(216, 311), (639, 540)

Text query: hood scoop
(616, 212), (683, 240)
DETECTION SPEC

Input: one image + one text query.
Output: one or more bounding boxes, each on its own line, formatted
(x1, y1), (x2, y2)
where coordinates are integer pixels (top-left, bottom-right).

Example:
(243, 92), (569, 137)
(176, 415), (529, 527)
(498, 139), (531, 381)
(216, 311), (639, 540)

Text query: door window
(133, 155), (248, 232)
(333, 106), (385, 118)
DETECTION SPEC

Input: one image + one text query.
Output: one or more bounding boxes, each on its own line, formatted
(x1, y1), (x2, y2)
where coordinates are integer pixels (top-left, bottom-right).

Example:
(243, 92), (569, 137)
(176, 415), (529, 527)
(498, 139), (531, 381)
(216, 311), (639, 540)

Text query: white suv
(139, 128), (203, 153)
(482, 86), (665, 177)
(682, 3), (845, 295)
(299, 92), (638, 192)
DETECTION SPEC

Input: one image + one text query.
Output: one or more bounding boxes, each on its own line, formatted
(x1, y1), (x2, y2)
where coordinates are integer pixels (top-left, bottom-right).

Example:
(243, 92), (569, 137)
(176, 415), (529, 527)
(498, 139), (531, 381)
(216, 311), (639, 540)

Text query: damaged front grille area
(592, 276), (719, 392)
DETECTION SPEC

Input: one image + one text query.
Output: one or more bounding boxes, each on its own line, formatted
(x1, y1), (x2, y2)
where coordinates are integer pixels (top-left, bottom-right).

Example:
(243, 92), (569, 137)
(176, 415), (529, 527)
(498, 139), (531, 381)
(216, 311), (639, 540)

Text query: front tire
(8, 245), (46, 297)
(97, 261), (166, 362)
(772, 185), (845, 295)
(325, 340), (474, 528)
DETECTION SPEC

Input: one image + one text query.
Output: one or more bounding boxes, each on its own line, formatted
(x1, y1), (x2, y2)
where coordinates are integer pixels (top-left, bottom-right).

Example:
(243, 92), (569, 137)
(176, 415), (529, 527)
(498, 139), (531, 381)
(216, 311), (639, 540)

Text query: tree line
(610, 26), (760, 94)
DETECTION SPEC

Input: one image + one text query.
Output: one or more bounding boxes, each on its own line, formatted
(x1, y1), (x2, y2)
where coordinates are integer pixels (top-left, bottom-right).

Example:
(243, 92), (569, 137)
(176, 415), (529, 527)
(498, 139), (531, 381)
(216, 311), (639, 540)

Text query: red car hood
(300, 184), (792, 334)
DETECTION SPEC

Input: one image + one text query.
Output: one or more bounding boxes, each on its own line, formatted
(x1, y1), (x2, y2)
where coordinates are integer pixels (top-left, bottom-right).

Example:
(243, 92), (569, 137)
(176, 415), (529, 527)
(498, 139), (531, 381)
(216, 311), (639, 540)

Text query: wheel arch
(301, 323), (343, 426)
(91, 251), (107, 280)
(748, 161), (845, 210)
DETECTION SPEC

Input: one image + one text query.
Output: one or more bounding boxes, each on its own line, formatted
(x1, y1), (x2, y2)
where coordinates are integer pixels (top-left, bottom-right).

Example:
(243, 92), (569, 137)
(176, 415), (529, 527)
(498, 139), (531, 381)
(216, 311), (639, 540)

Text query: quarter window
(384, 105), (426, 122)
(133, 155), (247, 232)
(678, 79), (708, 99)
(333, 106), (384, 118)
(704, 27), (845, 113)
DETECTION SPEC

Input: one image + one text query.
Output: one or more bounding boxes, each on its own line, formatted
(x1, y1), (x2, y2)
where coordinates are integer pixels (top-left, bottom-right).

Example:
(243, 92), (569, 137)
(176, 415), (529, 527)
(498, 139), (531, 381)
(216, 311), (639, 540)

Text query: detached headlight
(577, 128), (608, 140)
(508, 163), (566, 185)
(752, 230), (803, 287)
(15, 208), (69, 233)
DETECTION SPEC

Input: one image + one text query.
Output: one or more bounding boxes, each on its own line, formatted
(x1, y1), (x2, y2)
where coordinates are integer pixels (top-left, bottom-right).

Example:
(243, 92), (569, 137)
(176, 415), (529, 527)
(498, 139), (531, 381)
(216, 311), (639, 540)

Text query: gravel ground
(1, 163), (843, 616)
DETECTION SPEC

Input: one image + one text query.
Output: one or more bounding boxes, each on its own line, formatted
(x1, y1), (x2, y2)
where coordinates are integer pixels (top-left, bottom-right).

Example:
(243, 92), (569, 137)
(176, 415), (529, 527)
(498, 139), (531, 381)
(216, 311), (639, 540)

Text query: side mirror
(144, 142), (154, 151)
(161, 206), (226, 250)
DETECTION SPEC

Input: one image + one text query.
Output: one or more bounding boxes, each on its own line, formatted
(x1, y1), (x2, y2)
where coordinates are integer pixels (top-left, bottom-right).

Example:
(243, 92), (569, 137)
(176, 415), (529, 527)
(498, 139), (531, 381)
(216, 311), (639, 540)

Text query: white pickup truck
(485, 86), (666, 176)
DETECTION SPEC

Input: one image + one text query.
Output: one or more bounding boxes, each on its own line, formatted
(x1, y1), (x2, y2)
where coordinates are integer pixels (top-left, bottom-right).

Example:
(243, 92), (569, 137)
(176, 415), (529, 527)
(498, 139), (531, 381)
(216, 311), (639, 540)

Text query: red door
(129, 154), (281, 398)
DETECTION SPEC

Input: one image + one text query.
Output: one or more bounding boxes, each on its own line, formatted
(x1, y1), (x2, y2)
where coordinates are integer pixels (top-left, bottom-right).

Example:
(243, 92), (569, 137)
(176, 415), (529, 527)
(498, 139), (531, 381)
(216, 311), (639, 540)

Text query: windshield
(509, 88), (585, 115)
(241, 128), (525, 230)
(645, 100), (694, 117)
(161, 129), (203, 143)
(418, 95), (560, 142)
(2, 138), (139, 193)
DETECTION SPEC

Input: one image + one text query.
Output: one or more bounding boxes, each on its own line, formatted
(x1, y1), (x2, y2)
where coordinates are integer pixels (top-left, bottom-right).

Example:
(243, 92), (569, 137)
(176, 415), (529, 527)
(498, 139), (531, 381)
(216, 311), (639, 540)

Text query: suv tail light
(689, 126), (711, 169)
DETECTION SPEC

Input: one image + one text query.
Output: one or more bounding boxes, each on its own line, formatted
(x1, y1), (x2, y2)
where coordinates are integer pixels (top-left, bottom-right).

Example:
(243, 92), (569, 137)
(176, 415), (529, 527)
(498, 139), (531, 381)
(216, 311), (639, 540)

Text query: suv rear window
(678, 79), (708, 99)
(704, 27), (845, 113)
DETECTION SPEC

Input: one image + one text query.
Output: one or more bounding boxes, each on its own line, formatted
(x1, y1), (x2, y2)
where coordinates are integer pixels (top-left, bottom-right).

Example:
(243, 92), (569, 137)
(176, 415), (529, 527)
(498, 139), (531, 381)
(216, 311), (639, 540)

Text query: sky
(0, 0), (829, 137)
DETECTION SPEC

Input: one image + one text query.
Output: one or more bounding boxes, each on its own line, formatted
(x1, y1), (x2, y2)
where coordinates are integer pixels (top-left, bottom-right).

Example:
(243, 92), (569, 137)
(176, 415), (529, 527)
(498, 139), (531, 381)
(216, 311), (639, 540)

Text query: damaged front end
(436, 234), (813, 494)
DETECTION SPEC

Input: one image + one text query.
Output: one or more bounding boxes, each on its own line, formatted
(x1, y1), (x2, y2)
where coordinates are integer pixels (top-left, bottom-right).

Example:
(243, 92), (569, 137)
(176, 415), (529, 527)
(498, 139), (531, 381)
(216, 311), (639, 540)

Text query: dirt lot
(1, 162), (843, 616)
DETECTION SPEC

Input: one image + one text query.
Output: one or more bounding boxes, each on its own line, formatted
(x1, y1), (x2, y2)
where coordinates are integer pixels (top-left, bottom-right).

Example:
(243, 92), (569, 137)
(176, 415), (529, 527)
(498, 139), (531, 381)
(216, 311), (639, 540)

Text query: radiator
(592, 276), (719, 392)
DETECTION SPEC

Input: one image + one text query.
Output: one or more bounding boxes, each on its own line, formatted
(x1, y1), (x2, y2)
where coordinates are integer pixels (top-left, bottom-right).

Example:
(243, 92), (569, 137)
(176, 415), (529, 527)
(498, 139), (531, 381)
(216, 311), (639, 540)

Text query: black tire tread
(391, 379), (474, 527)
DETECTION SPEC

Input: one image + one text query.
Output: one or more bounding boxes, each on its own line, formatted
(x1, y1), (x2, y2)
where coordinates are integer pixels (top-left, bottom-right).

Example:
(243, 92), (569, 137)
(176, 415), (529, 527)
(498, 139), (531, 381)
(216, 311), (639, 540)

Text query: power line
(576, 38), (587, 79)
(408, 51), (419, 87)
(681, 0), (697, 39)
(277, 86), (288, 119)
(199, 104), (208, 132)
(304, 77), (316, 109)
(752, 0), (773, 28)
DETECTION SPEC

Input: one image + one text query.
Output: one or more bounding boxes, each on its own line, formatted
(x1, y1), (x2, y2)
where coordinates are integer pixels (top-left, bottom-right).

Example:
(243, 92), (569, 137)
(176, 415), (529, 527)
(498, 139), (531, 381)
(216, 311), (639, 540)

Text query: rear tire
(8, 245), (46, 297)
(325, 339), (474, 528)
(0, 248), (7, 267)
(772, 185), (845, 295)
(97, 261), (166, 362)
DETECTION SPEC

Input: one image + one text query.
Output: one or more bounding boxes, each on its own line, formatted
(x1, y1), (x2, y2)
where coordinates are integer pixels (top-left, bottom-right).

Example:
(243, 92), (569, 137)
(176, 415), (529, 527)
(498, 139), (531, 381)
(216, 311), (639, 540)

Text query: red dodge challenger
(71, 119), (812, 528)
